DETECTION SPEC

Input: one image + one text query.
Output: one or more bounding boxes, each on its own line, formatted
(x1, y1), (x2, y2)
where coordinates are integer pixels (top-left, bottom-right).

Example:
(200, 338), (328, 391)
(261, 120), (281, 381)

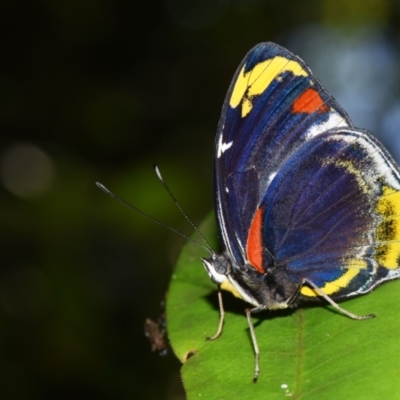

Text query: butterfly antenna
(153, 165), (214, 253)
(96, 182), (213, 255)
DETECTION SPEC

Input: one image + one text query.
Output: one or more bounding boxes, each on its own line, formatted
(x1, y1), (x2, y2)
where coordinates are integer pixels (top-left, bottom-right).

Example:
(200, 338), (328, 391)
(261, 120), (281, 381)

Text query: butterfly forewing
(215, 42), (353, 265)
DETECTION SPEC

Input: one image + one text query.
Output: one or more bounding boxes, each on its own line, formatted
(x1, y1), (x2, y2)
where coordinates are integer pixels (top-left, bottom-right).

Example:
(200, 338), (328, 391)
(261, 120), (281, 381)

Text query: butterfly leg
(207, 286), (225, 340)
(303, 279), (375, 320)
(245, 304), (265, 383)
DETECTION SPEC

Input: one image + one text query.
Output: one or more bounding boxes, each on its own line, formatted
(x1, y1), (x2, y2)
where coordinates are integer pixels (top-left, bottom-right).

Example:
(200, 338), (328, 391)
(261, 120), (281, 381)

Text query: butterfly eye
(214, 254), (231, 274)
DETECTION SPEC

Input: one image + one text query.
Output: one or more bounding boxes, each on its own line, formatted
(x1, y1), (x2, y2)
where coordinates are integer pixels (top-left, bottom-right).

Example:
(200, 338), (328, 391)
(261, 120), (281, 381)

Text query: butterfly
(200, 42), (400, 382)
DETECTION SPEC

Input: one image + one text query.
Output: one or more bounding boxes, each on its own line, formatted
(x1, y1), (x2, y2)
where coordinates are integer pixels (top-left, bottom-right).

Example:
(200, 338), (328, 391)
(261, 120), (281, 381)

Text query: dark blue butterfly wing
(215, 42), (352, 267)
(259, 128), (400, 298)
(215, 42), (400, 298)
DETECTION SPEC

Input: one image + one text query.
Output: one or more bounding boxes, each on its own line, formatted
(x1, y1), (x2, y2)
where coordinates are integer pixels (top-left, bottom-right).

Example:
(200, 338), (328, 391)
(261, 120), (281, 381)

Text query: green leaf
(167, 213), (400, 399)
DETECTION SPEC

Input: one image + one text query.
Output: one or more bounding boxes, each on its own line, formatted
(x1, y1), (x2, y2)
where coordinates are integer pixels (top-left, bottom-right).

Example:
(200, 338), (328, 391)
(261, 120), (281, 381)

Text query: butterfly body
(200, 44), (400, 380)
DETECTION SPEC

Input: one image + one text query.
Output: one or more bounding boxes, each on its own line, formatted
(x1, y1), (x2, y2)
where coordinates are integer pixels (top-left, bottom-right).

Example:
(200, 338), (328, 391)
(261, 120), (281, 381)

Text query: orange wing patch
(246, 208), (265, 273)
(293, 88), (329, 114)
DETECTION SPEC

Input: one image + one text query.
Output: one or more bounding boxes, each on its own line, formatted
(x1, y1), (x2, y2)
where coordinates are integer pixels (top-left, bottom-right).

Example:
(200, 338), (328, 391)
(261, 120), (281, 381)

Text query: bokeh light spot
(0, 144), (55, 198)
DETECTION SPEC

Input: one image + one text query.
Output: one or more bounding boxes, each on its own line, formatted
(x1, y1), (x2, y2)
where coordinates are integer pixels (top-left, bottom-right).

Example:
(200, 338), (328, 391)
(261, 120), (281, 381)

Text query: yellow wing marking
(230, 56), (308, 118)
(300, 259), (367, 297)
(375, 186), (400, 269)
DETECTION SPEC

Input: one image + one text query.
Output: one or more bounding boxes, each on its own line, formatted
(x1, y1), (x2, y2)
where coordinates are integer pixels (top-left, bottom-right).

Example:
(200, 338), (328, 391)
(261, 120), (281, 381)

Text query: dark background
(2, 1), (400, 399)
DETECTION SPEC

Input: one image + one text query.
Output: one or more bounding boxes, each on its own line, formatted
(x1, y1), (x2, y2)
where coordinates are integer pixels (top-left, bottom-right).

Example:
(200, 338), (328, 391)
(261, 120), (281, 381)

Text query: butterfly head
(201, 253), (232, 285)
(201, 253), (259, 304)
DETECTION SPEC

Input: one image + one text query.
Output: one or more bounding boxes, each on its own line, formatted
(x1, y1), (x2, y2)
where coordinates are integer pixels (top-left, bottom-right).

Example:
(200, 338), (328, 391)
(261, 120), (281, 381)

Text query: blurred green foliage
(1, 0), (400, 399)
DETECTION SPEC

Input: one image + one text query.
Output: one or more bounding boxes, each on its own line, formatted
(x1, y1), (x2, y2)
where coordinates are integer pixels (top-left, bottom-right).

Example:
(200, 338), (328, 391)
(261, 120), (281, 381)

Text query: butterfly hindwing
(257, 128), (400, 298)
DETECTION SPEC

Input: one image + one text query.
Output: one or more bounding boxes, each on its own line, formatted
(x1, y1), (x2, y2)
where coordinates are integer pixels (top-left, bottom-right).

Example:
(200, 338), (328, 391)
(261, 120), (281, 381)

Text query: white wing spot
(266, 171), (277, 185)
(305, 112), (348, 141)
(217, 136), (233, 158)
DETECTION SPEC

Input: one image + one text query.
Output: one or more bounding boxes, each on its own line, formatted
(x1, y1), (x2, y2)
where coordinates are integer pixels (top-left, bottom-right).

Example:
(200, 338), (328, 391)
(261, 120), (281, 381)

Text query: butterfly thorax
(202, 253), (299, 310)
